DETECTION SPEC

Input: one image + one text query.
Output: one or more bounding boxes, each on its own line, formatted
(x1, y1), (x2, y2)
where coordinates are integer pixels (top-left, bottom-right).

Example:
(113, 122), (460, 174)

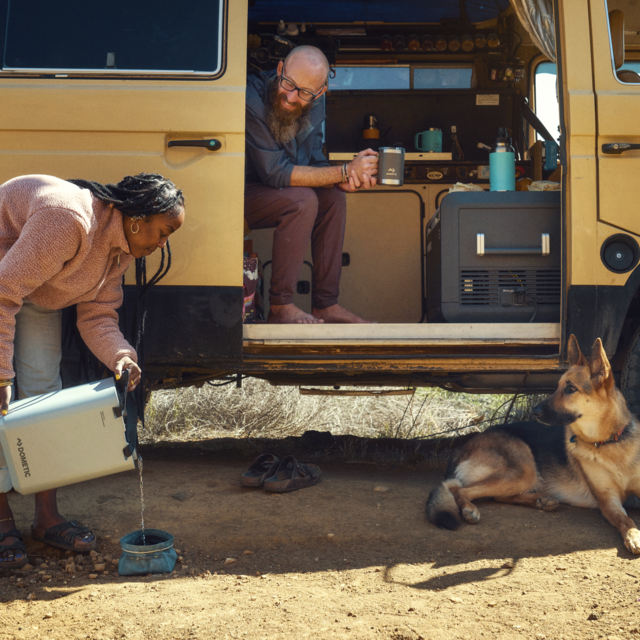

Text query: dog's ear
(568, 334), (587, 366)
(589, 338), (613, 387)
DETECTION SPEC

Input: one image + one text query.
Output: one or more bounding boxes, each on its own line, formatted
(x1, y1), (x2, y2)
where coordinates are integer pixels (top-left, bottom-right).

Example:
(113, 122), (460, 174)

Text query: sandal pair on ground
(241, 453), (321, 492)
(0, 520), (96, 571)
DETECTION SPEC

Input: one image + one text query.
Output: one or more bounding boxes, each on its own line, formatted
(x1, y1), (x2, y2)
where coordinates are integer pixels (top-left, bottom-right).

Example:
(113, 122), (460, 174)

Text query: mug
(378, 147), (405, 186)
(415, 128), (442, 153)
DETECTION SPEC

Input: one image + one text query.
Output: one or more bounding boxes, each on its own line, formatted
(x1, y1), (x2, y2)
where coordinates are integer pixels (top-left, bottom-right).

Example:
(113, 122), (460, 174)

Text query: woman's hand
(0, 385), (10, 415)
(115, 356), (141, 391)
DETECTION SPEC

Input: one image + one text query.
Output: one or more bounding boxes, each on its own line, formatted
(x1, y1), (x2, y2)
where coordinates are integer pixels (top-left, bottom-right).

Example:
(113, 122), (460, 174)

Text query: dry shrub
(141, 377), (545, 444)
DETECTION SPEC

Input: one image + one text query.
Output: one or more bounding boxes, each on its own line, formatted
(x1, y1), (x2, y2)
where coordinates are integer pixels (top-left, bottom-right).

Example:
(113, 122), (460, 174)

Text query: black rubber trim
(120, 284), (243, 365)
(566, 262), (640, 355)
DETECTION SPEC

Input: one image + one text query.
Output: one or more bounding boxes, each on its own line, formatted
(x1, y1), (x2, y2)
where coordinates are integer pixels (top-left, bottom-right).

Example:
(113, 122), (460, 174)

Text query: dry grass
(140, 377), (544, 445)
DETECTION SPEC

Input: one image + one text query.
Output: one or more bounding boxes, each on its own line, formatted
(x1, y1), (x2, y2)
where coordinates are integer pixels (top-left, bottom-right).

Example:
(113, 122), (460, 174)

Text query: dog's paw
(462, 505), (480, 524)
(536, 497), (559, 512)
(625, 528), (640, 554)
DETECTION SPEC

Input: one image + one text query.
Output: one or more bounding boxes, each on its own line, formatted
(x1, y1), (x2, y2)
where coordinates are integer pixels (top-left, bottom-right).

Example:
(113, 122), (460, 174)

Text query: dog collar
(570, 424), (627, 448)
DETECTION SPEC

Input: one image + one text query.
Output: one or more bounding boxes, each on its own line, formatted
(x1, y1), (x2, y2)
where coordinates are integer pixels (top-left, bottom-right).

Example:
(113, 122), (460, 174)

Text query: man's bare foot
(312, 304), (372, 324)
(268, 303), (324, 324)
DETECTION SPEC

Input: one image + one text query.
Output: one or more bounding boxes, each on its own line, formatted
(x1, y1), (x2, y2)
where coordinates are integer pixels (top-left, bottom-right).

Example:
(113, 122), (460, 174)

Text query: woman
(0, 173), (185, 569)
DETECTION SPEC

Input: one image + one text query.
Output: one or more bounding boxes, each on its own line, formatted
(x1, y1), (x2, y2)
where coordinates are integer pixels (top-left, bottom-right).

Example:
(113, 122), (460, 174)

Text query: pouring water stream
(138, 454), (145, 545)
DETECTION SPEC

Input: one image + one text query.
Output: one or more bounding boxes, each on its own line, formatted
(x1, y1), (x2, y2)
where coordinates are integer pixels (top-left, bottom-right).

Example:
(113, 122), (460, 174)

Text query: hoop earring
(130, 215), (143, 235)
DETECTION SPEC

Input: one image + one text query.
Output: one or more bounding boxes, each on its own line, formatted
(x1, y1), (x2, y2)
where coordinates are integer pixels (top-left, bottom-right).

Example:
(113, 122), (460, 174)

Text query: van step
(243, 323), (560, 345)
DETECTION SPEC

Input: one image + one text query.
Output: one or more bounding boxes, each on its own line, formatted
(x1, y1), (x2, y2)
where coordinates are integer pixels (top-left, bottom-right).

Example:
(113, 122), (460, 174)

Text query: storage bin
(426, 191), (561, 323)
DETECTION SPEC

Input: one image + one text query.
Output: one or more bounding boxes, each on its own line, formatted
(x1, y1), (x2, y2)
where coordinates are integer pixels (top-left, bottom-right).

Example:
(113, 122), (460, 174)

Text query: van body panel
(591, 0), (640, 256)
(557, 0), (598, 289)
(0, 83), (246, 132)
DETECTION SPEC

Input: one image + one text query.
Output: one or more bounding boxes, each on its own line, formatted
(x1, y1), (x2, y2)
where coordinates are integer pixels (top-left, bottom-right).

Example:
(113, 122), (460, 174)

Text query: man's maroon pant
(244, 183), (347, 310)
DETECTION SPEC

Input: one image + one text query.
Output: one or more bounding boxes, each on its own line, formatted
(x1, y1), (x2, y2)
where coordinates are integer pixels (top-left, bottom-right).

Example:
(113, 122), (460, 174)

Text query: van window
(1, 0), (224, 76)
(329, 66), (474, 91)
(606, 5), (640, 83)
(620, 61), (640, 77)
(329, 67), (410, 91)
(533, 61), (560, 141)
(413, 66), (474, 89)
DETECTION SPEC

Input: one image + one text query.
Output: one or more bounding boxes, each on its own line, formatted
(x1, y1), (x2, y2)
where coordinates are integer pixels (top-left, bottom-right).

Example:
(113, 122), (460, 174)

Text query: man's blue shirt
(245, 70), (329, 188)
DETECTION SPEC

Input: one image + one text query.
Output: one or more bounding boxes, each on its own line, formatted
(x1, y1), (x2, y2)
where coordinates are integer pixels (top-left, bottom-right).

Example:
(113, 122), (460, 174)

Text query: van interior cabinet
(251, 189), (424, 323)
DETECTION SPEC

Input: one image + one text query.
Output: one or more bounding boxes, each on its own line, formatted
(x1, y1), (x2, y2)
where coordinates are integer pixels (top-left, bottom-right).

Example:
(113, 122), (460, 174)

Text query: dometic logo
(15, 438), (31, 477)
(387, 168), (397, 174)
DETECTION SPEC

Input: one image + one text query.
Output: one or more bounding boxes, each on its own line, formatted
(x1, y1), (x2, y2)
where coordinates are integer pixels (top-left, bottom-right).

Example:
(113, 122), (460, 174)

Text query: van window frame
(0, 0), (229, 81)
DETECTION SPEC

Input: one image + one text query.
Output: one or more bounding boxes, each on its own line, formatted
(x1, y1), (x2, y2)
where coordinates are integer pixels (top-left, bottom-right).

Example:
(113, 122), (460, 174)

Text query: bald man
(244, 46), (378, 324)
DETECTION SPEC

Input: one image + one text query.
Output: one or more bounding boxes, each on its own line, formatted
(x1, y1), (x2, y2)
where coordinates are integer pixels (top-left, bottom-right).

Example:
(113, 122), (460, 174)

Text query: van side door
(581, 0), (640, 359)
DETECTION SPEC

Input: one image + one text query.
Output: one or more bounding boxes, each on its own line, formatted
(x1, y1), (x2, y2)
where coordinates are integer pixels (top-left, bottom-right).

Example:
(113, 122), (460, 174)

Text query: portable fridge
(0, 378), (135, 495)
(426, 190), (561, 323)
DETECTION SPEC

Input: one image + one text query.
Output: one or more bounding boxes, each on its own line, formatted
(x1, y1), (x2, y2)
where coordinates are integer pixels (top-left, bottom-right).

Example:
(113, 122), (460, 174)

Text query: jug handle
(414, 132), (423, 151)
(113, 369), (130, 420)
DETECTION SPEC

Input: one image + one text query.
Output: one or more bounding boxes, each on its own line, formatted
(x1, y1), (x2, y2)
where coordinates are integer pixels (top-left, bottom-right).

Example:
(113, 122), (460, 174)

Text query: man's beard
(266, 77), (312, 145)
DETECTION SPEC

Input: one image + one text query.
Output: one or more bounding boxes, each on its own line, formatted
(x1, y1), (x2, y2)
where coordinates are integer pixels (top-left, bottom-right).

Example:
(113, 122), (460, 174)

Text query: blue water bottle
(489, 127), (515, 191)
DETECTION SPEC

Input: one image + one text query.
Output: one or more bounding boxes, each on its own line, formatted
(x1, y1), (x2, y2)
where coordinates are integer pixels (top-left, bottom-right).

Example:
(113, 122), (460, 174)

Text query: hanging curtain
(510, 0), (556, 62)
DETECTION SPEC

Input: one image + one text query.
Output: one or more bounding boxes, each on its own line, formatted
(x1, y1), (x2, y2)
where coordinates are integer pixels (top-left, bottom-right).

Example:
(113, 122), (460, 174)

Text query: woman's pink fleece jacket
(0, 174), (137, 379)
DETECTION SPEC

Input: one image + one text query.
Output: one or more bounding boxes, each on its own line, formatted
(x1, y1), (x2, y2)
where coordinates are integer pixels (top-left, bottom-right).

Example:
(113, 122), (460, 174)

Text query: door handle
(168, 139), (221, 151)
(477, 233), (550, 256)
(601, 142), (640, 154)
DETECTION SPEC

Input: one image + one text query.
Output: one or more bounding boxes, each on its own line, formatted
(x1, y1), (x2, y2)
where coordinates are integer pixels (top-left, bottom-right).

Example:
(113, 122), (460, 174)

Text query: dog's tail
(426, 479), (463, 530)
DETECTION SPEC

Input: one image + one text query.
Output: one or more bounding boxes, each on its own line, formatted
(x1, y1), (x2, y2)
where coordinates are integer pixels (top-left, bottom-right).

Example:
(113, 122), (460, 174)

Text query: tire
(621, 324), (640, 417)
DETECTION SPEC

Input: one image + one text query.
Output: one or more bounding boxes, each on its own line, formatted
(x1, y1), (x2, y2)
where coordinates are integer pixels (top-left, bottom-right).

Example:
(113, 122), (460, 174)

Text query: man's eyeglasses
(279, 68), (324, 102)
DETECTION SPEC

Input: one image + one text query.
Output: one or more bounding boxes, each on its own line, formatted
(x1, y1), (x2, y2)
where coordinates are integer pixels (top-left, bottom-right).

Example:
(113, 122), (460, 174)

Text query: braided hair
(64, 173), (185, 438)
(67, 173), (184, 219)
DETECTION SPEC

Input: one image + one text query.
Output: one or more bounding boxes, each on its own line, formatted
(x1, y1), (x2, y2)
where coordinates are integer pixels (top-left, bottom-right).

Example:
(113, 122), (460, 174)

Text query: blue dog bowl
(118, 528), (177, 576)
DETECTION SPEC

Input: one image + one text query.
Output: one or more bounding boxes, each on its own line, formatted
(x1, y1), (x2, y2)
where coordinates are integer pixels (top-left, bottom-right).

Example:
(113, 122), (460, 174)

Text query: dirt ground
(1, 446), (640, 640)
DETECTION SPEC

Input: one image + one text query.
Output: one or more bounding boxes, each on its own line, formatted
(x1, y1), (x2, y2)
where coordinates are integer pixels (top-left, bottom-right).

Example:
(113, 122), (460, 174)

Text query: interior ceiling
(248, 0), (511, 25)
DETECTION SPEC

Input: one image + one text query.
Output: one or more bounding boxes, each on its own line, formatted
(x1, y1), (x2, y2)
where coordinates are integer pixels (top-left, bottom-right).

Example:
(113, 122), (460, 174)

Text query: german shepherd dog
(426, 335), (640, 554)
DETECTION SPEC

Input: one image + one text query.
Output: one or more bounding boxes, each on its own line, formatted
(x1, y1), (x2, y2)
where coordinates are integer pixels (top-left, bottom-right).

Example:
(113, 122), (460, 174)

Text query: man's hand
(347, 149), (379, 189)
(0, 385), (10, 415)
(115, 356), (141, 391)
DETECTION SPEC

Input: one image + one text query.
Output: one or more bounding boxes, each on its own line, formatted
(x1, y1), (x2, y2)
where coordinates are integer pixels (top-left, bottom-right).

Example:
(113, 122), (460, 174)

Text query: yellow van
(2, 1), (640, 412)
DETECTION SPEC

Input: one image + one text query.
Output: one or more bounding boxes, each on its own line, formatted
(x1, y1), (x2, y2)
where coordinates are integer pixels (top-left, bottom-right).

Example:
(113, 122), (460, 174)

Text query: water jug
(0, 377), (134, 494)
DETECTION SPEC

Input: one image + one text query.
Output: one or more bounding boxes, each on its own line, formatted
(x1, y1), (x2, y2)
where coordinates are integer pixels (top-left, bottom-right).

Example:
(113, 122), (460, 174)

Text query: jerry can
(0, 377), (135, 495)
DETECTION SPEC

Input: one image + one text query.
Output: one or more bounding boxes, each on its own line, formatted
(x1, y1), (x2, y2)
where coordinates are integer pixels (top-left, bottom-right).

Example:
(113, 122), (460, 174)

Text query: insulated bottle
(489, 127), (516, 192)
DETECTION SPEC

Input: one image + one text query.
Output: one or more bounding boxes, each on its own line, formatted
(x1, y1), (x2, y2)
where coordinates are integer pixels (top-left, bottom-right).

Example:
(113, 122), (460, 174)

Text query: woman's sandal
(31, 520), (97, 552)
(241, 453), (280, 487)
(0, 529), (29, 570)
(264, 456), (322, 493)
